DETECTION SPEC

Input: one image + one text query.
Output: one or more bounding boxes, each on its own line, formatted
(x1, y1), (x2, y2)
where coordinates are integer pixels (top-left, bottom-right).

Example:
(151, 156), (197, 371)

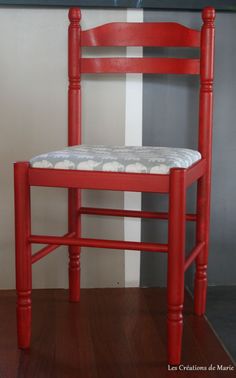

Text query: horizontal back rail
(81, 22), (200, 47)
(81, 57), (200, 75)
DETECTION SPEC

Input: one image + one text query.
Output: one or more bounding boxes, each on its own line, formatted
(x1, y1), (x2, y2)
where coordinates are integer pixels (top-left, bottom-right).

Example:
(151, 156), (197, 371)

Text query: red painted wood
(68, 9), (82, 303)
(184, 242), (205, 272)
(167, 168), (186, 365)
(29, 234), (168, 253)
(185, 158), (206, 187)
(28, 168), (170, 193)
(68, 189), (81, 302)
(81, 22), (200, 47)
(80, 207), (197, 221)
(28, 161), (206, 193)
(31, 232), (75, 264)
(13, 7), (216, 365)
(14, 162), (32, 349)
(68, 8), (81, 147)
(81, 57), (200, 75)
(194, 7), (215, 316)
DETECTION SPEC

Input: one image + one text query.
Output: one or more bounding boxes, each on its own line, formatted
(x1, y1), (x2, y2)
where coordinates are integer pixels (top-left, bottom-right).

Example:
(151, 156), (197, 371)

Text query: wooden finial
(69, 8), (81, 23)
(202, 7), (216, 25)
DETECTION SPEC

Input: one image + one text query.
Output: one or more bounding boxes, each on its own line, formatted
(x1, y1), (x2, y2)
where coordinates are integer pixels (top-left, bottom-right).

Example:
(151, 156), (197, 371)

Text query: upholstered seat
(30, 145), (201, 174)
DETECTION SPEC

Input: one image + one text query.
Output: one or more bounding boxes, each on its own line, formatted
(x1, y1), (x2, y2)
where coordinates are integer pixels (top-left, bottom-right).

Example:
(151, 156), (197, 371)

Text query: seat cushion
(30, 145), (201, 174)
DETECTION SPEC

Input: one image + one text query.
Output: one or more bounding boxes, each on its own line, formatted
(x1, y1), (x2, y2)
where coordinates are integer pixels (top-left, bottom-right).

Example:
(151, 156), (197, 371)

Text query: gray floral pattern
(30, 145), (201, 174)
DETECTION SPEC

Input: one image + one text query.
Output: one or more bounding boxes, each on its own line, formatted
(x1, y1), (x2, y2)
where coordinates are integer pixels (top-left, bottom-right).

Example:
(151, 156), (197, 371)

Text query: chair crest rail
(81, 22), (201, 47)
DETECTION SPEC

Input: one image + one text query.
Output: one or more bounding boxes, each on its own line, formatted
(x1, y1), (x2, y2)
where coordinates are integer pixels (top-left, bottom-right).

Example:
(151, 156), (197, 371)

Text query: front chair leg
(68, 188), (81, 302)
(14, 162), (32, 349)
(167, 168), (186, 365)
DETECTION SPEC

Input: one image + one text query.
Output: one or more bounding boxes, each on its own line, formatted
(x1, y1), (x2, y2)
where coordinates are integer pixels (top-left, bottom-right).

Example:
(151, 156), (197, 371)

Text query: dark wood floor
(206, 286), (236, 361)
(0, 288), (235, 378)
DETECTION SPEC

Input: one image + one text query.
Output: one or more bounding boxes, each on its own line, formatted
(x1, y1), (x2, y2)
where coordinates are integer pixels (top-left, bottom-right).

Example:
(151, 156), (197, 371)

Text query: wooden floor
(0, 288), (235, 378)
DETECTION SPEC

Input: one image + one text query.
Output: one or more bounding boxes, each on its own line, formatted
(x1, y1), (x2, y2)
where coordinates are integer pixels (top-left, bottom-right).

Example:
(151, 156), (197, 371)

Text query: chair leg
(68, 188), (81, 302)
(167, 168), (186, 365)
(14, 162), (32, 349)
(194, 176), (210, 315)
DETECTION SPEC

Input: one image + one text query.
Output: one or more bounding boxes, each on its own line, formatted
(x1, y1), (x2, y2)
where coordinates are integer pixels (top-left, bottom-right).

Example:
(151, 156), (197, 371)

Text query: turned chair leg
(68, 188), (81, 302)
(167, 168), (186, 365)
(14, 162), (32, 349)
(194, 176), (210, 315)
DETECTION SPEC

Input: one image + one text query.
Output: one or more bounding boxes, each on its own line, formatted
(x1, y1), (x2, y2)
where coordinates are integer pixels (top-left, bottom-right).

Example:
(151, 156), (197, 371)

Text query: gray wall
(141, 11), (236, 287)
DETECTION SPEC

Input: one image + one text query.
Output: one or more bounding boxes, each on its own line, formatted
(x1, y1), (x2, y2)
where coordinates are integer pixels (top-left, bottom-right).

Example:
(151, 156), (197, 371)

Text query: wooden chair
(14, 7), (215, 365)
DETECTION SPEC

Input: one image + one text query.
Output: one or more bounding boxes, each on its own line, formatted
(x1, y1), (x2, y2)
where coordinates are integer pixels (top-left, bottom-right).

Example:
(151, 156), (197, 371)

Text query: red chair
(14, 7), (215, 365)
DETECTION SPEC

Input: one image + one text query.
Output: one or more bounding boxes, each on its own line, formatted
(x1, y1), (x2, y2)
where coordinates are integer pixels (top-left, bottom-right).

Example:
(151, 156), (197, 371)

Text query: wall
(0, 7), (126, 288)
(0, 7), (235, 290)
(141, 11), (236, 287)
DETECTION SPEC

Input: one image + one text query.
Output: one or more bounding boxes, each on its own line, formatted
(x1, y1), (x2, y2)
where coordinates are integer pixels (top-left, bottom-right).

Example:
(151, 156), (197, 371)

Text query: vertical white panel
(125, 9), (143, 287)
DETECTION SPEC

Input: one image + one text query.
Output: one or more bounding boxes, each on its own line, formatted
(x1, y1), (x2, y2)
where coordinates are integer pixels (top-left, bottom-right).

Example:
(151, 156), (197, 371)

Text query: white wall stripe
(124, 9), (143, 288)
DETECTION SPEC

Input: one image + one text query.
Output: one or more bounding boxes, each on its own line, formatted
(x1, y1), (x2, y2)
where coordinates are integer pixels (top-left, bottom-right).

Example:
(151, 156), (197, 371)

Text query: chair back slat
(81, 58), (200, 75)
(68, 6), (216, 162)
(81, 22), (200, 47)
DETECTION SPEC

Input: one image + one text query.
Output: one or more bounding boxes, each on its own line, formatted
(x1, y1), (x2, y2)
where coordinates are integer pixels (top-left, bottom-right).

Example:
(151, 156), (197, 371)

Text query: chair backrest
(68, 7), (215, 165)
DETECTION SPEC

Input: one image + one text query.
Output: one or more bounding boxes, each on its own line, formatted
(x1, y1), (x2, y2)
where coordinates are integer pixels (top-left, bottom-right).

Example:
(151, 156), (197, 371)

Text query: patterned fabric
(30, 145), (201, 174)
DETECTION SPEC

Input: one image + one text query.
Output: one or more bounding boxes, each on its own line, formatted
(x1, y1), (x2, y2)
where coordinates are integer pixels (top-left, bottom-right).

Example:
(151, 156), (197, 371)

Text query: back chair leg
(194, 175), (210, 315)
(14, 162), (32, 349)
(68, 188), (81, 302)
(167, 168), (186, 365)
